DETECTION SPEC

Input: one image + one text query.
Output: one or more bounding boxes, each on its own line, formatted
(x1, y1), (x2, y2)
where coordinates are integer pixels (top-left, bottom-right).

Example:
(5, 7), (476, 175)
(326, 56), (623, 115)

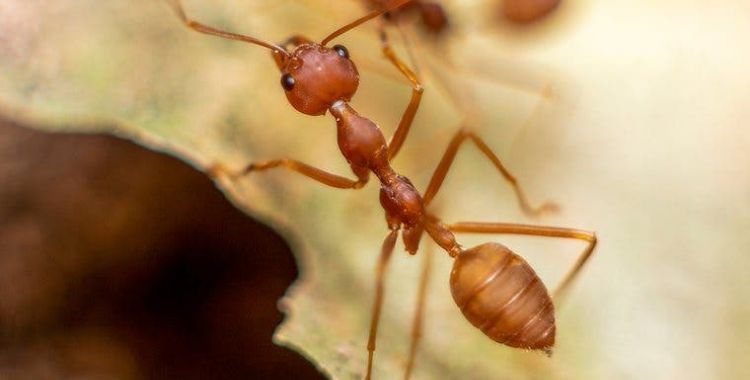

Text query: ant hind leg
(366, 228), (399, 380)
(404, 242), (434, 380)
(447, 221), (597, 302)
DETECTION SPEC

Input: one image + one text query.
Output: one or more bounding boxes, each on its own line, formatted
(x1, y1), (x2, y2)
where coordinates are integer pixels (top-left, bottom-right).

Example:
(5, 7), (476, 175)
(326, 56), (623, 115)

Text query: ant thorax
(329, 101), (390, 172)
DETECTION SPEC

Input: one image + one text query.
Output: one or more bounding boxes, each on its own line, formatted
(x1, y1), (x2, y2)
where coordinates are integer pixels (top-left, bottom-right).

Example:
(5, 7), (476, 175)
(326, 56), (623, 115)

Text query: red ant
(503, 0), (561, 23)
(166, 0), (596, 379)
(365, 0), (561, 34)
(365, 0), (449, 33)
(361, 0), (560, 129)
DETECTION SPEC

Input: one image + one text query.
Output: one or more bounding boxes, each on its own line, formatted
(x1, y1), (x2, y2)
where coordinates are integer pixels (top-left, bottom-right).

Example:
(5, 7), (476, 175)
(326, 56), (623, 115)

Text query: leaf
(2, 1), (750, 379)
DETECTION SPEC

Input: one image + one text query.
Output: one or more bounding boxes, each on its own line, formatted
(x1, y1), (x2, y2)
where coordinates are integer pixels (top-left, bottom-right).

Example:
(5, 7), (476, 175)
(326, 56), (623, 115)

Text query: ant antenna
(321, 0), (414, 46)
(165, 0), (289, 57)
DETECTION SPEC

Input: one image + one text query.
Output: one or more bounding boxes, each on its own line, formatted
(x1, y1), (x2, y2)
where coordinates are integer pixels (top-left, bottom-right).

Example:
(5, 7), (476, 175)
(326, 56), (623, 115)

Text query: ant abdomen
(450, 243), (555, 351)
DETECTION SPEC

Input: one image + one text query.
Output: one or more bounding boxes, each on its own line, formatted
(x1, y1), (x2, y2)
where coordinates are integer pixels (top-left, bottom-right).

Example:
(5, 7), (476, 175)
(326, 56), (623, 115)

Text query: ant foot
(207, 162), (242, 180)
(207, 162), (229, 178)
(523, 201), (561, 219)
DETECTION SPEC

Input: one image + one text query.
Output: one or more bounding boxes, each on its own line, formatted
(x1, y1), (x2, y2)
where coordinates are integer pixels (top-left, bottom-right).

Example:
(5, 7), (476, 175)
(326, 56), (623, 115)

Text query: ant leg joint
(449, 246), (462, 258)
(206, 161), (263, 181)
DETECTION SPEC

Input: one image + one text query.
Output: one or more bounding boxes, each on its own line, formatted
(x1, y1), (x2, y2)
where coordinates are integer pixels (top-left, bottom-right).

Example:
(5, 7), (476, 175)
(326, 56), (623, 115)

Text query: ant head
(275, 40), (359, 116)
(265, 1), (414, 115)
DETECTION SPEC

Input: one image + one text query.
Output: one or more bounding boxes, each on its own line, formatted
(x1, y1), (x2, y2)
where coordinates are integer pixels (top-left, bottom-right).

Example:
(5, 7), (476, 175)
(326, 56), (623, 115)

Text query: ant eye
(333, 44), (350, 59)
(280, 73), (295, 91)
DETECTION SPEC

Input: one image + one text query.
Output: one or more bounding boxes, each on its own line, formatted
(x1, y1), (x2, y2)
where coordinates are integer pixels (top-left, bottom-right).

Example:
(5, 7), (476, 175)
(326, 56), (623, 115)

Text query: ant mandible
(165, 1), (596, 379)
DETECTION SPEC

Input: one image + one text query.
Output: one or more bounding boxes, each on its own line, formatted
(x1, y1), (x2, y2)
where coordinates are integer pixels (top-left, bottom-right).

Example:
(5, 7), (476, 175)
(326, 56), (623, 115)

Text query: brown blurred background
(0, 116), (324, 379)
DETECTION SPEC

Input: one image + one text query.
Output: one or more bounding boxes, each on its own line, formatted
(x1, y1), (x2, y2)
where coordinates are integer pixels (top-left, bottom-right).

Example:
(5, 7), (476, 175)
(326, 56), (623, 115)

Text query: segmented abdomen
(450, 243), (555, 351)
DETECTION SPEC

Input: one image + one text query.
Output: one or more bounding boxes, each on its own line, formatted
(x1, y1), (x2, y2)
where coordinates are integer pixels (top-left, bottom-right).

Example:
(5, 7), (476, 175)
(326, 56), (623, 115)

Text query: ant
(503, 0), (561, 23)
(361, 0), (560, 125)
(365, 0), (449, 34)
(165, 0), (596, 379)
(365, 0), (561, 34)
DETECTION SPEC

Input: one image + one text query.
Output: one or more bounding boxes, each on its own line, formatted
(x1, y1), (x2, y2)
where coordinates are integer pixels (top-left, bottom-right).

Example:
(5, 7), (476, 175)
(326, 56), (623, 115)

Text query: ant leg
(404, 243), (434, 380)
(422, 127), (559, 218)
(210, 159), (368, 189)
(366, 228), (399, 380)
(447, 222), (597, 301)
(379, 29), (424, 160)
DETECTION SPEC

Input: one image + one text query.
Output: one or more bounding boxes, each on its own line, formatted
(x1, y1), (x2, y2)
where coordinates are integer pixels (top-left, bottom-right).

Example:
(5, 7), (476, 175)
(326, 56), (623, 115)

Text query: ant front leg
(210, 159), (369, 189)
(447, 221), (597, 301)
(379, 29), (424, 161)
(422, 127), (559, 218)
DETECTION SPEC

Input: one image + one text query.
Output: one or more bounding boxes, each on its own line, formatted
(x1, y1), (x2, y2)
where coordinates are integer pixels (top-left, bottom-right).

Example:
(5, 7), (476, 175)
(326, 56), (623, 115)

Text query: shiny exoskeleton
(503, 0), (561, 23)
(366, 0), (449, 33)
(451, 243), (554, 351)
(366, 0), (561, 35)
(166, 1), (596, 379)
